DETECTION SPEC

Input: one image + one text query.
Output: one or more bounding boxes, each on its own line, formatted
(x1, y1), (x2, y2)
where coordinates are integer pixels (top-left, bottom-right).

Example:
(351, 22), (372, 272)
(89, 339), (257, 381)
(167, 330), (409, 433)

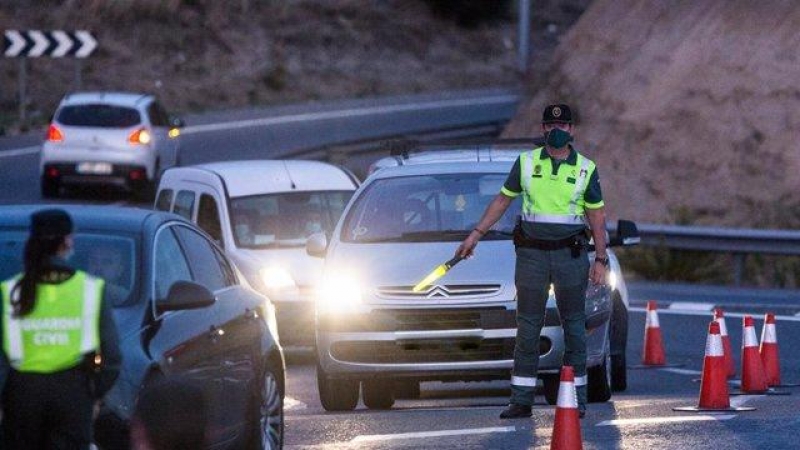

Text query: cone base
(729, 388), (790, 396)
(673, 406), (756, 412)
(629, 363), (684, 370)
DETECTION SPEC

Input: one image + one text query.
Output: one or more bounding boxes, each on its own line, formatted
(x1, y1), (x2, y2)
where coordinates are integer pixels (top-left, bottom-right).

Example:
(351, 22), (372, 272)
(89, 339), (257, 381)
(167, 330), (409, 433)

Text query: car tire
(394, 380), (421, 399)
(316, 362), (358, 411)
(542, 374), (560, 405)
(587, 352), (612, 403)
(249, 367), (284, 450)
(362, 380), (394, 410)
(610, 294), (629, 392)
(41, 177), (59, 198)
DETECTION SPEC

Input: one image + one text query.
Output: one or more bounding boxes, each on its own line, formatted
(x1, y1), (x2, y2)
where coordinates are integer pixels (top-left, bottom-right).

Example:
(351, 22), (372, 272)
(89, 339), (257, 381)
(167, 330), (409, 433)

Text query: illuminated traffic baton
(412, 256), (464, 292)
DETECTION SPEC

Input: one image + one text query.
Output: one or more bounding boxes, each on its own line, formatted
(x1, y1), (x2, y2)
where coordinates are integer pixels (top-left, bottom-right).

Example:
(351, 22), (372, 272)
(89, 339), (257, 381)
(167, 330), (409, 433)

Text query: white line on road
(668, 302), (714, 311)
(0, 146), (39, 158)
(182, 95), (517, 135)
(350, 426), (516, 442)
(596, 414), (735, 426)
(629, 307), (800, 322)
(284, 396), (307, 411)
(659, 368), (702, 376)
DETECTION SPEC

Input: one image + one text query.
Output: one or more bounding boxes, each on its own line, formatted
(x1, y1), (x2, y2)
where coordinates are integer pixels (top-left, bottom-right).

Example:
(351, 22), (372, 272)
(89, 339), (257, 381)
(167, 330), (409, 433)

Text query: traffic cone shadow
(550, 366), (583, 450)
(630, 301), (683, 369)
(730, 315), (789, 396)
(674, 320), (755, 412)
(760, 313), (800, 388)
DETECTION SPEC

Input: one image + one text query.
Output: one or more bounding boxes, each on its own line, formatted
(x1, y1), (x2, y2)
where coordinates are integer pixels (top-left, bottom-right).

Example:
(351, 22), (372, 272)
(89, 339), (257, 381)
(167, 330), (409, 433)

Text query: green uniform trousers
(510, 245), (589, 408)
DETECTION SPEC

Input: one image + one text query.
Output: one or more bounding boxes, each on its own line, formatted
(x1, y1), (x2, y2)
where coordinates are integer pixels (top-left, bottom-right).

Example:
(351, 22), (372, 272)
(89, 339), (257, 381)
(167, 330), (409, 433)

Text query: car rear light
(46, 124), (64, 142)
(128, 128), (152, 145)
(129, 169), (146, 180)
(46, 167), (60, 178)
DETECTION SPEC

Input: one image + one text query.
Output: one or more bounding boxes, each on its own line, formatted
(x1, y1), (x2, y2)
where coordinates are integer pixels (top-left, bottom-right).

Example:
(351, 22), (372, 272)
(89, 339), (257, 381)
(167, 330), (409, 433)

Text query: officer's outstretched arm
(456, 193), (513, 258)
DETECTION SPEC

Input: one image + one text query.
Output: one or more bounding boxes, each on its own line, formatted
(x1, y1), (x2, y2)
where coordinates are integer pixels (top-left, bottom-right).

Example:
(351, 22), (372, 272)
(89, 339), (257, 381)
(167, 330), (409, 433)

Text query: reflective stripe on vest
(1, 271), (103, 373)
(519, 147), (595, 225)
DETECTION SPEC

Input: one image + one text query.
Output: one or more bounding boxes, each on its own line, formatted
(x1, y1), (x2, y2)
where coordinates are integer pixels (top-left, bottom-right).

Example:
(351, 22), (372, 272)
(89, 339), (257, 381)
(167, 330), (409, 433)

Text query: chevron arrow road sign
(3, 30), (98, 58)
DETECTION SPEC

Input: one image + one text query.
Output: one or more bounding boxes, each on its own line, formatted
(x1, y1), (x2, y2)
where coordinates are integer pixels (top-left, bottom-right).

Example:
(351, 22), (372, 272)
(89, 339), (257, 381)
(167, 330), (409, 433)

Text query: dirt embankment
(0, 1), (587, 133)
(505, 0), (800, 229)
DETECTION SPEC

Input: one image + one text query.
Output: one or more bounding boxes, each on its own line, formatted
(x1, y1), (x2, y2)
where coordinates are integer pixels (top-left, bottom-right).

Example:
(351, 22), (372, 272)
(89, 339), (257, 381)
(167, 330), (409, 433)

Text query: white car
(155, 160), (359, 346)
(40, 91), (183, 200)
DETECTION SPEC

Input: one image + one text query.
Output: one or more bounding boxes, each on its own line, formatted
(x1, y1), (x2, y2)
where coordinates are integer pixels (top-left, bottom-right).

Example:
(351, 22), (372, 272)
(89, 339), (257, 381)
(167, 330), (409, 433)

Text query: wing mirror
(157, 280), (215, 314)
(609, 219), (640, 247)
(169, 116), (185, 128)
(306, 232), (328, 258)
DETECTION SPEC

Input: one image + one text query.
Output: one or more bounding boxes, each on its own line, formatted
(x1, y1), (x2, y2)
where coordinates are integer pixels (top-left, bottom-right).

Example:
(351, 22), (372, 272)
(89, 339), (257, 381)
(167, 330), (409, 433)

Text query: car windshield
(0, 231), (137, 308)
(56, 104), (141, 128)
(230, 191), (353, 248)
(342, 173), (520, 243)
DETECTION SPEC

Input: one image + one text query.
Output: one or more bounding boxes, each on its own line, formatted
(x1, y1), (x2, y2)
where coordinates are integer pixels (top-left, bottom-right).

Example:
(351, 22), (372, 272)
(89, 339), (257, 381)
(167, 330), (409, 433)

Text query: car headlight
(317, 272), (362, 313)
(260, 266), (296, 290)
(607, 270), (618, 290)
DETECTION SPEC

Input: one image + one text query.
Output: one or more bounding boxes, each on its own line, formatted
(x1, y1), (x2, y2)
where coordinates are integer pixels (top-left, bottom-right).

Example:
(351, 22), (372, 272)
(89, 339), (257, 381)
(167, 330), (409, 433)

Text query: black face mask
(545, 128), (573, 149)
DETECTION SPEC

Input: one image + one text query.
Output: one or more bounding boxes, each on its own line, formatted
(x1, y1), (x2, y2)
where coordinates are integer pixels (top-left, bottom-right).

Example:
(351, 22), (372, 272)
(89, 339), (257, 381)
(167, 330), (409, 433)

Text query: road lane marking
(182, 94), (517, 135)
(668, 302), (714, 311)
(660, 368), (702, 376)
(284, 396), (307, 411)
(351, 426), (515, 442)
(629, 307), (800, 322)
(0, 146), (39, 158)
(596, 414), (735, 426)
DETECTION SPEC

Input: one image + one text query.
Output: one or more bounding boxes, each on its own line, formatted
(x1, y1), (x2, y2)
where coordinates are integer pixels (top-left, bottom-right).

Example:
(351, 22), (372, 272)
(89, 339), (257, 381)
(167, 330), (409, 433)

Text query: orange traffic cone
(740, 315), (768, 393)
(713, 309), (736, 378)
(550, 366), (583, 450)
(760, 313), (780, 386)
(642, 300), (666, 365)
(674, 321), (754, 412)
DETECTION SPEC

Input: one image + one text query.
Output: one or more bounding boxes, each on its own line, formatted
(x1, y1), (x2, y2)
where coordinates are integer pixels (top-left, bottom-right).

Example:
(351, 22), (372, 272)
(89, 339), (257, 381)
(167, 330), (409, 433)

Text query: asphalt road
(3, 91), (799, 449)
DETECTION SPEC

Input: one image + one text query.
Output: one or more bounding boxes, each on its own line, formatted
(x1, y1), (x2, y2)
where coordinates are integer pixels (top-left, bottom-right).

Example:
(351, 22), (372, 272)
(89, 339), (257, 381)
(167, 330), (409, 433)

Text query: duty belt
(513, 227), (586, 257)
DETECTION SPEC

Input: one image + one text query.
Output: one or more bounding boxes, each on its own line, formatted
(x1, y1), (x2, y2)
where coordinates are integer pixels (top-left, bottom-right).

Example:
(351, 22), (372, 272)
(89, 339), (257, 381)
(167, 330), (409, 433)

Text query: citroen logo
(426, 285), (450, 298)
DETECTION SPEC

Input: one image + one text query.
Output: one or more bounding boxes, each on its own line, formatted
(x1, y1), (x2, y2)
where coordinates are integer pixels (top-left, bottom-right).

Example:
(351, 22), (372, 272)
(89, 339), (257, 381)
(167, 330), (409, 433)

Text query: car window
(154, 227), (193, 301)
(147, 102), (170, 127)
(341, 173), (520, 243)
(174, 226), (229, 292)
(155, 189), (173, 212)
(1, 230), (138, 307)
(229, 191), (353, 249)
(173, 190), (195, 220)
(197, 194), (222, 244)
(56, 104), (141, 128)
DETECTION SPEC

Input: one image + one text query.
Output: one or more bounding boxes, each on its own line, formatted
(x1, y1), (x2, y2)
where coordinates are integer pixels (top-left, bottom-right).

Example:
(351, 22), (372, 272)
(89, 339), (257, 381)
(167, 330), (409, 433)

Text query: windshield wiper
(399, 230), (472, 241)
(483, 229), (513, 238)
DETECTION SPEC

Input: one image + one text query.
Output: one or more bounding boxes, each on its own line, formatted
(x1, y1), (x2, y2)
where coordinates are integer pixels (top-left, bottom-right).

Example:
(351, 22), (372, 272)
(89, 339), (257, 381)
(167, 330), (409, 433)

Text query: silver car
(40, 91), (183, 200)
(308, 142), (639, 410)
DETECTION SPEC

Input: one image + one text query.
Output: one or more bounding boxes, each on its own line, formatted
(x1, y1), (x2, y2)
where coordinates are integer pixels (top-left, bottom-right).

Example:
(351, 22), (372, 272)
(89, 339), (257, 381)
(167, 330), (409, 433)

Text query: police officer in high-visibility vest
(456, 104), (607, 419)
(0, 209), (121, 449)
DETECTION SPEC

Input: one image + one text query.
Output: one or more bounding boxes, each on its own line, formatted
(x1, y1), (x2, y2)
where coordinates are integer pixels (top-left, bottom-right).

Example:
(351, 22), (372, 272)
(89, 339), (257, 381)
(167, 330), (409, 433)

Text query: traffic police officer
(0, 209), (121, 449)
(456, 104), (607, 419)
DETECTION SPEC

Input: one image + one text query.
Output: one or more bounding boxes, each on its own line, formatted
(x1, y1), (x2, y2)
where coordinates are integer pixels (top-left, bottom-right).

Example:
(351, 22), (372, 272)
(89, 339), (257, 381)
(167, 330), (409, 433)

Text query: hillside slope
(504, 0), (800, 228)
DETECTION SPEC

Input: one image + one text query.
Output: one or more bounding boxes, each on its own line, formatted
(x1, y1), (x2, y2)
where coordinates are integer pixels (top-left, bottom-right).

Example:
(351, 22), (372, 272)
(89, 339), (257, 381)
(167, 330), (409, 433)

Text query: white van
(155, 160), (359, 346)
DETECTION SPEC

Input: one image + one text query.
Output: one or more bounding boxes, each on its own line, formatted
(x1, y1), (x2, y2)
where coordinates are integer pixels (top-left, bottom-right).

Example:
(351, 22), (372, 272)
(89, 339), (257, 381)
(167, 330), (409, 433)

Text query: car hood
(229, 247), (324, 287)
(326, 240), (517, 289)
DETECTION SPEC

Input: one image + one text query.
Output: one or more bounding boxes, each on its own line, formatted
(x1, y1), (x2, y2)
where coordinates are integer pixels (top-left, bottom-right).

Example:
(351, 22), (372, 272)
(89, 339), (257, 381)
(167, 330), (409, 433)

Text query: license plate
(76, 162), (113, 175)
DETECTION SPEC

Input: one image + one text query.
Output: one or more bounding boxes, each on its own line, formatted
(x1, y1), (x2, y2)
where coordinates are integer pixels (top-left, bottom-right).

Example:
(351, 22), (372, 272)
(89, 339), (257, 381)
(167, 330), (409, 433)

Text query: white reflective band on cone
(715, 317), (728, 336)
(743, 325), (759, 347)
(557, 381), (578, 408)
(705, 332), (724, 357)
(646, 309), (660, 328)
(511, 376), (537, 387)
(762, 324), (777, 344)
(574, 375), (587, 386)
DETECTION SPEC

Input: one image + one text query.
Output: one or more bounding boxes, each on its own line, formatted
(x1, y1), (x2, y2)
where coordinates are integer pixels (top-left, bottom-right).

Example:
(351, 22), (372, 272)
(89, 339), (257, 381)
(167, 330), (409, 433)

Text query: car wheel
(610, 295), (629, 392)
(250, 367), (284, 450)
(41, 177), (59, 198)
(587, 351), (612, 403)
(362, 380), (394, 409)
(541, 374), (560, 405)
(316, 362), (358, 411)
(394, 380), (420, 399)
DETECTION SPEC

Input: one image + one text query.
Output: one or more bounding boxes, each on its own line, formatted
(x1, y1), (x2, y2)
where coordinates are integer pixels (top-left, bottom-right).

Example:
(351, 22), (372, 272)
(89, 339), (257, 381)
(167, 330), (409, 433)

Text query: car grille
(318, 308), (515, 332)
(376, 284), (502, 299)
(330, 337), (552, 364)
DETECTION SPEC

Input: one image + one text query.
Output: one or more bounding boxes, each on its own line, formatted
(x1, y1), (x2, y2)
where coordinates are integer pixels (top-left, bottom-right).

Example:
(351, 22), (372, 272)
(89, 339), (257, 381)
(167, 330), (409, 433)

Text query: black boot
(499, 403), (532, 419)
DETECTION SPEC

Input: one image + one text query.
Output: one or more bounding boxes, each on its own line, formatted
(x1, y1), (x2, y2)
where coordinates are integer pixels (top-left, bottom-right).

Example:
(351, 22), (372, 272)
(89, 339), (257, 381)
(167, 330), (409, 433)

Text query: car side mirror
(306, 232), (328, 258)
(157, 280), (215, 314)
(609, 219), (640, 247)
